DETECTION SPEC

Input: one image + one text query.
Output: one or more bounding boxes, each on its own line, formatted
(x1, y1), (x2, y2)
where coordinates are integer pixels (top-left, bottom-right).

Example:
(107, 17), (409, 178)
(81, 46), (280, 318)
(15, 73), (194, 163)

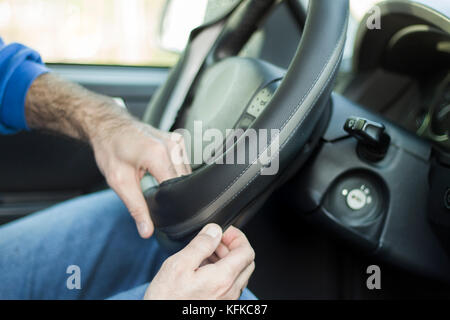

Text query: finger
(202, 240), (231, 265)
(178, 134), (192, 174)
(108, 168), (154, 238)
(226, 261), (255, 300)
(168, 133), (191, 176)
(214, 227), (255, 280)
(171, 144), (190, 177)
(177, 224), (222, 269)
(200, 252), (220, 266)
(221, 225), (246, 249)
(215, 242), (230, 259)
(200, 243), (229, 268)
(142, 144), (178, 183)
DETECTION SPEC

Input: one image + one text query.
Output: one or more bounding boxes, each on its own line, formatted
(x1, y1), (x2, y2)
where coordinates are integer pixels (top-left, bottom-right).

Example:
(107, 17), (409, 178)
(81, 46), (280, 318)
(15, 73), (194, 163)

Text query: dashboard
(343, 0), (450, 151)
(418, 72), (450, 150)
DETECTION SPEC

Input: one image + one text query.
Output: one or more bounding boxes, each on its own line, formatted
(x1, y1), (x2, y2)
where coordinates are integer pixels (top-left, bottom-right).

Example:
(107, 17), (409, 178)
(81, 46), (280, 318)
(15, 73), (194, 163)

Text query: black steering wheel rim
(143, 0), (349, 252)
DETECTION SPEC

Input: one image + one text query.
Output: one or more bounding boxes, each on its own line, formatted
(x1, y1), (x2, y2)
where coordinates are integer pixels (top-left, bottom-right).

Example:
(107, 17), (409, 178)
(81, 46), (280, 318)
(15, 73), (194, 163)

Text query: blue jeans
(0, 190), (256, 300)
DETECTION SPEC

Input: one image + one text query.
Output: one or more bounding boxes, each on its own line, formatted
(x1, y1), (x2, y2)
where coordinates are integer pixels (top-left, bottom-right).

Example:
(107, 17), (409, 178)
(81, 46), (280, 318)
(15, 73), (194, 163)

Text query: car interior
(1, 0), (449, 299)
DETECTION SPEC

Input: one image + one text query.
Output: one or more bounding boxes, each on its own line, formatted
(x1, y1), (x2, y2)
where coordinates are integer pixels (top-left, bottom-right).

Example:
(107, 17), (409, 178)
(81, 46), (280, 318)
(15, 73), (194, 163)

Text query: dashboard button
(324, 171), (386, 227)
(346, 189), (367, 210)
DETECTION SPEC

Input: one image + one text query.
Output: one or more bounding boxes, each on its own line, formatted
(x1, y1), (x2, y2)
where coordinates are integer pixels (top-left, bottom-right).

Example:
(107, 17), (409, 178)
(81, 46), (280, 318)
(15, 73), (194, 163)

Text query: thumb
(178, 224), (222, 269)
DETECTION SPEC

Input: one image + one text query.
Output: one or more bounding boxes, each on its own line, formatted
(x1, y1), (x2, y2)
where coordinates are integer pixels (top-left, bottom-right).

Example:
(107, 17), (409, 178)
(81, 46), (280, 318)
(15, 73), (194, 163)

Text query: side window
(0, 0), (179, 67)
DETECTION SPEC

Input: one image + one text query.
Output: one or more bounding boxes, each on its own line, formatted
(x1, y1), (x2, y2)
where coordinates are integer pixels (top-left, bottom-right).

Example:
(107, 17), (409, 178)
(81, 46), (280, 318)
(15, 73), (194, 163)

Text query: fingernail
(138, 222), (149, 236)
(203, 224), (221, 238)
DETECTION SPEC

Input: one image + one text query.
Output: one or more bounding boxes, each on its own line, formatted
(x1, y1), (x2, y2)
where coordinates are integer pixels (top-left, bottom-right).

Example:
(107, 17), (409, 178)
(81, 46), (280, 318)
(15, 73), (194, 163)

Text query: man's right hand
(144, 224), (255, 300)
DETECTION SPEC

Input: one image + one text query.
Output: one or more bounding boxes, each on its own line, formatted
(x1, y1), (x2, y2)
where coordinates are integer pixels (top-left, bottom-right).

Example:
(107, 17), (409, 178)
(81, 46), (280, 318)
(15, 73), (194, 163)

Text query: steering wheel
(143, 0), (349, 252)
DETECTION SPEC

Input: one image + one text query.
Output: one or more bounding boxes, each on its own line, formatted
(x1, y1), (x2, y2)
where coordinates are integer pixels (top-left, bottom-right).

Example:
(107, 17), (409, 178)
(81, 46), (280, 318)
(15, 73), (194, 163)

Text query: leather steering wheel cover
(145, 0), (349, 240)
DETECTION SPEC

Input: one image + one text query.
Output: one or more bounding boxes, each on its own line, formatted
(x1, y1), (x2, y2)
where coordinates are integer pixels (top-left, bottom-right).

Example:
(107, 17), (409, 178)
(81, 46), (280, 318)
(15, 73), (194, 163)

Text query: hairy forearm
(25, 73), (134, 144)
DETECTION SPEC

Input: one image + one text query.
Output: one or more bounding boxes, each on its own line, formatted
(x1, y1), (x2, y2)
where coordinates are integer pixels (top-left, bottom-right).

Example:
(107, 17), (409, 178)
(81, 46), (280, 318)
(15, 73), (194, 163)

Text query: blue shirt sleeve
(0, 38), (49, 134)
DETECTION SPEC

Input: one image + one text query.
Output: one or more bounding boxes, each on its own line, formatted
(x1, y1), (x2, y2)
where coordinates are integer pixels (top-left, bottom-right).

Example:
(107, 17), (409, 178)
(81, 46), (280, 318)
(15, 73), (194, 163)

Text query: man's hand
(145, 224), (255, 300)
(25, 73), (191, 238)
(91, 121), (191, 238)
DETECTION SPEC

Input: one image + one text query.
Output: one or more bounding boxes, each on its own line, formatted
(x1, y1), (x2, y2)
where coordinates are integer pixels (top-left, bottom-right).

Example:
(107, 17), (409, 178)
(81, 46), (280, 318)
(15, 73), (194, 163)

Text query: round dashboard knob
(346, 189), (368, 210)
